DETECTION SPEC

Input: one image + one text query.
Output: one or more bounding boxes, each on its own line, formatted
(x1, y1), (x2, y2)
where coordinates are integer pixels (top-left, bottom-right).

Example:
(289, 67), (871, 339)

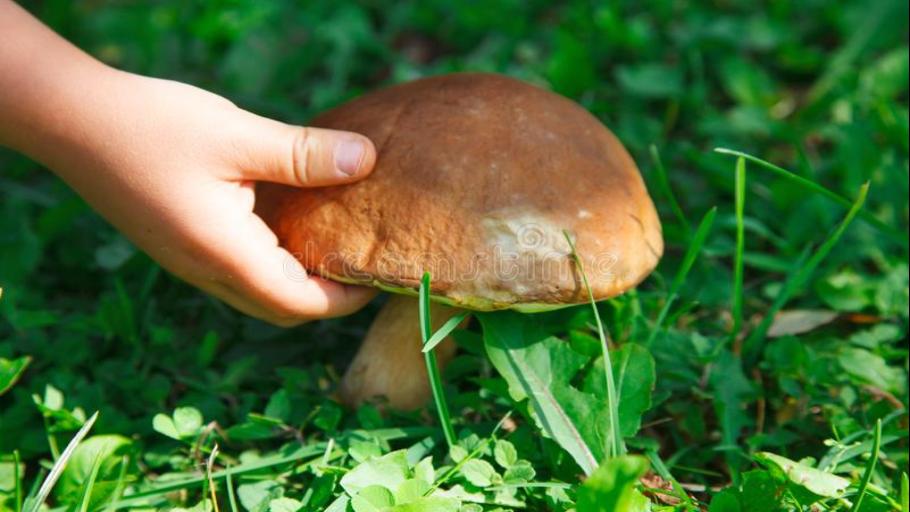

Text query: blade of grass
(21, 469), (44, 511)
(743, 183), (869, 362)
(849, 419), (882, 512)
(645, 449), (695, 507)
(714, 148), (906, 248)
(25, 411), (99, 512)
(225, 465), (239, 512)
(901, 472), (908, 512)
(103, 455), (129, 512)
(731, 157), (746, 343)
(645, 207), (717, 347)
(563, 231), (624, 458)
(649, 144), (691, 239)
(421, 311), (471, 353)
(13, 450), (22, 512)
(419, 273), (457, 450)
(205, 444), (221, 512)
(77, 454), (104, 512)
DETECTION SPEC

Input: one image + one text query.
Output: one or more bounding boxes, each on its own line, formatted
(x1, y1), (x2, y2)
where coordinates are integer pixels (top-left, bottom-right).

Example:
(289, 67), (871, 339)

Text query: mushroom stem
(339, 294), (460, 410)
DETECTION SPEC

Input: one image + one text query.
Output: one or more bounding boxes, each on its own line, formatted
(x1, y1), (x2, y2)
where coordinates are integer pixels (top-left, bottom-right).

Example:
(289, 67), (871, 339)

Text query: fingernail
(334, 139), (366, 176)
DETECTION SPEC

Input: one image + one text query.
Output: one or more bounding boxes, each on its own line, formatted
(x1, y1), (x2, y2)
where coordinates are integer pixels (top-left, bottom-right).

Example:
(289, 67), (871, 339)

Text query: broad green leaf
(503, 461), (536, 483)
(493, 440), (518, 469)
(740, 470), (785, 512)
(576, 456), (650, 512)
(389, 497), (460, 512)
(584, 344), (656, 438)
(838, 347), (907, 394)
(708, 470), (787, 512)
(479, 311), (604, 474)
(268, 497), (302, 512)
(351, 485), (394, 512)
(152, 407), (203, 440)
(460, 459), (497, 488)
(263, 389), (291, 422)
(413, 457), (435, 484)
(55, 435), (131, 508)
(448, 445), (469, 463)
(0, 356), (30, 396)
(226, 420), (278, 441)
(756, 452), (849, 501)
(173, 407), (202, 434)
(708, 489), (742, 512)
(546, 31), (596, 97)
(44, 384), (64, 410)
(238, 480), (283, 512)
(616, 63), (683, 98)
(314, 401), (343, 432)
(394, 478), (430, 503)
(709, 351), (753, 453)
(325, 496), (350, 512)
(350, 440), (383, 463)
(0, 460), (24, 492)
(341, 450), (410, 495)
(860, 45), (910, 99)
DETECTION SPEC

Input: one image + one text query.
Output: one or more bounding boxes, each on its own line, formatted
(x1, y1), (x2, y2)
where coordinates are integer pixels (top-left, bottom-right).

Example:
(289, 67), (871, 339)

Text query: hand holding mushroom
(0, 0), (378, 325)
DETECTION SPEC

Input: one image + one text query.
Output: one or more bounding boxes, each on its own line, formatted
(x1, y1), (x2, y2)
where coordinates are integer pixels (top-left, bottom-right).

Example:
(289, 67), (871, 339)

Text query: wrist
(0, 1), (122, 166)
(1, 59), (122, 162)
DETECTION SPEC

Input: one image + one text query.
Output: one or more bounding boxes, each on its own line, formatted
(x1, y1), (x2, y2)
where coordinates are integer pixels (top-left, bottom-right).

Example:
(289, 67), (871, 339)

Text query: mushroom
(257, 73), (663, 410)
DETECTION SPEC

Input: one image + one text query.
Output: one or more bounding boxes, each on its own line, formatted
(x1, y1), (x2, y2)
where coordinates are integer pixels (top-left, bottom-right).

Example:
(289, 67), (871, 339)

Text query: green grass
(419, 273), (457, 451)
(564, 230), (624, 459)
(1, 0), (908, 510)
(644, 206), (717, 347)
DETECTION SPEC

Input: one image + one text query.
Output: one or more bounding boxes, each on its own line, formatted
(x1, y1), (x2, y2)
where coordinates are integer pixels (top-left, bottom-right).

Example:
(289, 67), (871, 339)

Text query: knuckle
(291, 126), (312, 184)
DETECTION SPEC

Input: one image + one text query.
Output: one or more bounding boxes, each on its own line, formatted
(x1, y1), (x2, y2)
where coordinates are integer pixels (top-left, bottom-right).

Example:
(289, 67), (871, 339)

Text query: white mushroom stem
(339, 294), (461, 410)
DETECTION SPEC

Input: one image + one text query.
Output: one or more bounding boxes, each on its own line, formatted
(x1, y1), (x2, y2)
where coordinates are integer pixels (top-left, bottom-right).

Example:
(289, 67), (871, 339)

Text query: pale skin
(0, 1), (379, 325)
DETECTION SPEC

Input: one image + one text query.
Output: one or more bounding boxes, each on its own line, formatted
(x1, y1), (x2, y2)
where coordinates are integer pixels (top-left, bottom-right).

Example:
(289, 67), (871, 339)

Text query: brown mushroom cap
(257, 72), (663, 311)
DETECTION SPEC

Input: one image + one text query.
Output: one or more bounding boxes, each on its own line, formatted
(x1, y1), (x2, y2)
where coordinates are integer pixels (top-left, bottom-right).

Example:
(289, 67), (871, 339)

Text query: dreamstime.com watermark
(281, 223), (625, 286)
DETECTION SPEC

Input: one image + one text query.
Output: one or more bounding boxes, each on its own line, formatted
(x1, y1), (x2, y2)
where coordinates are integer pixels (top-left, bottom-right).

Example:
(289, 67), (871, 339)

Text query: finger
(207, 213), (377, 323)
(195, 278), (299, 326)
(230, 112), (377, 187)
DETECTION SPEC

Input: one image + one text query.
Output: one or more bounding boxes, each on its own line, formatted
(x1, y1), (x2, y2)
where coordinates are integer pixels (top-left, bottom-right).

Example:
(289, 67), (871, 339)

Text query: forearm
(0, 1), (121, 170)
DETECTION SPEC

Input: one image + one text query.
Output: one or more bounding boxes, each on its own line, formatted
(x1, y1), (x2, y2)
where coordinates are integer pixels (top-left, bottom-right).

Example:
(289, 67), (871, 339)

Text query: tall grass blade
(563, 231), (624, 458)
(645, 449), (694, 506)
(77, 454), (104, 512)
(225, 465), (239, 512)
(205, 444), (221, 512)
(419, 273), (457, 450)
(744, 183), (869, 361)
(13, 450), (22, 512)
(649, 145), (691, 239)
(732, 157), (746, 343)
(714, 148), (905, 247)
(421, 311), (471, 353)
(849, 419), (882, 512)
(901, 472), (908, 512)
(645, 207), (717, 346)
(103, 455), (129, 512)
(25, 411), (99, 512)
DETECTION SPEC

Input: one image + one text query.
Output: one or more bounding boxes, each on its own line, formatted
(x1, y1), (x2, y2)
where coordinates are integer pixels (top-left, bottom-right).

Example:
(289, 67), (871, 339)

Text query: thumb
(231, 111), (377, 187)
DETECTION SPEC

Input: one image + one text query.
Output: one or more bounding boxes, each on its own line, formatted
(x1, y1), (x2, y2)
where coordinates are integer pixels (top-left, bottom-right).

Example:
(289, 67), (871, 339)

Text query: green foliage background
(1, 0), (908, 510)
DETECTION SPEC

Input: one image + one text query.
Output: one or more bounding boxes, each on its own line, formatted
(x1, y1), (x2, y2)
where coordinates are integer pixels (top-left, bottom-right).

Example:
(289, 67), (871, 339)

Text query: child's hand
(0, 2), (377, 325)
(68, 74), (378, 325)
